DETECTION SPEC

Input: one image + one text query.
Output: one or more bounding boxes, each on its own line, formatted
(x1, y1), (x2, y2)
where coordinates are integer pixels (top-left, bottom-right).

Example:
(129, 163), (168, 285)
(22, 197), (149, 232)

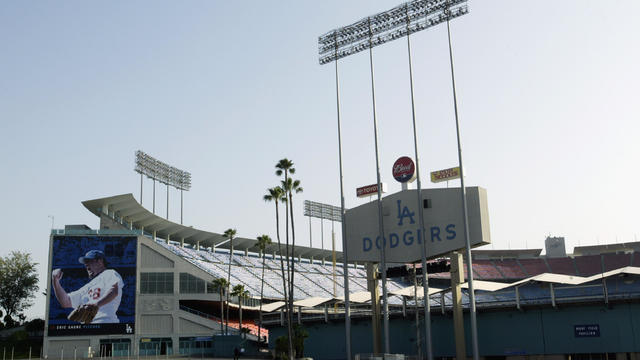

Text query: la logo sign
(345, 187), (491, 263)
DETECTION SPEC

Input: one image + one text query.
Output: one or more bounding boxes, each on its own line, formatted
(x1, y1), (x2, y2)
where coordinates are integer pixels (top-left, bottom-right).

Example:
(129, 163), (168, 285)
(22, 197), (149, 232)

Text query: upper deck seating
(602, 253), (632, 271)
(546, 257), (577, 276)
(493, 259), (528, 279)
(517, 258), (549, 276)
(575, 255), (603, 276)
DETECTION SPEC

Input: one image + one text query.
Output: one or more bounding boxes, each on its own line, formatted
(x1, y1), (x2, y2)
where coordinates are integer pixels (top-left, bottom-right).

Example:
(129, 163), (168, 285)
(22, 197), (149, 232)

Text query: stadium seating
(470, 260), (500, 279)
(574, 254), (603, 276)
(602, 253), (632, 271)
(517, 258), (549, 276)
(493, 259), (528, 279)
(546, 257), (577, 275)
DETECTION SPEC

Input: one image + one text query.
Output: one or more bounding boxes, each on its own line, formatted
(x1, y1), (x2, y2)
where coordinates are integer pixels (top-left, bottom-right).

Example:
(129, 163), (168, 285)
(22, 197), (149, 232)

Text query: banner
(48, 235), (137, 336)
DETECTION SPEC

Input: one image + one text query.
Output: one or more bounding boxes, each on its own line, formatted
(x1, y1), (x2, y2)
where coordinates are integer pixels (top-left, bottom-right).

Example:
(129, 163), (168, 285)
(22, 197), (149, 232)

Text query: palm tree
(275, 158), (296, 359)
(281, 177), (303, 313)
(256, 234), (272, 342)
(231, 284), (250, 338)
(223, 228), (237, 335)
(211, 277), (228, 335)
(263, 186), (293, 355)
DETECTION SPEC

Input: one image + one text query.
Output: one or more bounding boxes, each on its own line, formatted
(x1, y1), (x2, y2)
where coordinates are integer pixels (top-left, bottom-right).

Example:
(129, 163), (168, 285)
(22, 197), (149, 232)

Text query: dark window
(141, 272), (173, 294)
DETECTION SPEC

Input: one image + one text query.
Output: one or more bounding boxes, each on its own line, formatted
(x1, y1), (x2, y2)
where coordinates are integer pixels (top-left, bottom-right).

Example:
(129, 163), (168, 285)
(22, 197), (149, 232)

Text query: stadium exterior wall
(268, 303), (640, 359)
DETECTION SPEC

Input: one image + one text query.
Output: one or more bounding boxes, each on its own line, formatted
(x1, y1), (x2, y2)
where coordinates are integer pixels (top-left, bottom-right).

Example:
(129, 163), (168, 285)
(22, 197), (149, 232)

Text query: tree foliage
(0, 251), (39, 326)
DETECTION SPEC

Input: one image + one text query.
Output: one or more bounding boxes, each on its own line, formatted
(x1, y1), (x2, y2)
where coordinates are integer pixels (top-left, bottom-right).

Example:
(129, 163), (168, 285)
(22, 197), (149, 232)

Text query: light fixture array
(318, 0), (468, 65)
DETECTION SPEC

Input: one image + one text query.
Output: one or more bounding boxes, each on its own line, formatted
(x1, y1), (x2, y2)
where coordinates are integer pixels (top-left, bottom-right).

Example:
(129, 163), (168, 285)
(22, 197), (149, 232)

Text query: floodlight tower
(135, 151), (192, 224)
(319, 0), (475, 359)
(304, 200), (343, 296)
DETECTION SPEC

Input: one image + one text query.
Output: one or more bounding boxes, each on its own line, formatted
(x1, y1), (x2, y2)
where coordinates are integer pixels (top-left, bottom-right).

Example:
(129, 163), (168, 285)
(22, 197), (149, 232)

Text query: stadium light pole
(334, 51), (353, 360)
(403, 4), (433, 359)
(366, 15), (391, 353)
(319, 0), (470, 357)
(304, 200), (343, 298)
(135, 150), (192, 223)
(445, 4), (480, 360)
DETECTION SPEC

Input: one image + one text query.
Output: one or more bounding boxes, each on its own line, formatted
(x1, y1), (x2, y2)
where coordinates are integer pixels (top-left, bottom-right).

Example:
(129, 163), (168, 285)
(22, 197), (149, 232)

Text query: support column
(196, 241), (200, 251)
(450, 252), (466, 360)
(324, 304), (328, 323)
(166, 234), (170, 245)
(366, 262), (382, 354)
(402, 297), (406, 318)
(280, 309), (284, 326)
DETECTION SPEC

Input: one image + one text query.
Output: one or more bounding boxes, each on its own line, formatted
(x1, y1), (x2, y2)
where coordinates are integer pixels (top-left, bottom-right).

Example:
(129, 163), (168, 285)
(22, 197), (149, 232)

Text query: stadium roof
(572, 242), (640, 256)
(470, 248), (542, 259)
(293, 297), (334, 308)
(82, 193), (342, 261)
(459, 266), (640, 292)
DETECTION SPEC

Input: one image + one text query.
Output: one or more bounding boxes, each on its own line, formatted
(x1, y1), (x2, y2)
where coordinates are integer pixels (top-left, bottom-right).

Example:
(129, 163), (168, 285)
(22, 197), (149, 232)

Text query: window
(180, 273), (206, 294)
(140, 272), (173, 294)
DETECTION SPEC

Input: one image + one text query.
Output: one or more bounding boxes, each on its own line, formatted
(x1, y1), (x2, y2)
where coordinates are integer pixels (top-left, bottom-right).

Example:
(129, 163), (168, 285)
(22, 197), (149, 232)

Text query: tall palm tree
(275, 158), (296, 359)
(211, 277), (228, 335)
(263, 186), (293, 356)
(231, 284), (250, 338)
(281, 177), (303, 313)
(223, 228), (237, 335)
(256, 234), (272, 342)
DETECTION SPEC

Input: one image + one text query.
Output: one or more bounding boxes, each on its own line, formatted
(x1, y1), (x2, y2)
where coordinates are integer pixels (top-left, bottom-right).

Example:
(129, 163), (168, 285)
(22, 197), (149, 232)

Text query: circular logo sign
(392, 156), (416, 183)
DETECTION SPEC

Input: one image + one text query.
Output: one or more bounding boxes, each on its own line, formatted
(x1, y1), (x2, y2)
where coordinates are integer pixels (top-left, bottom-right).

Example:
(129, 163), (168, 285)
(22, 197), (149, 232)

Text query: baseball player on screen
(52, 250), (124, 324)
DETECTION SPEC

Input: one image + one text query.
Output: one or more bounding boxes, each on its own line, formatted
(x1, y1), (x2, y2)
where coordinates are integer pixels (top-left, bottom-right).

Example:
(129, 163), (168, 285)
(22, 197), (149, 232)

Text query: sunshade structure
(82, 193), (341, 261)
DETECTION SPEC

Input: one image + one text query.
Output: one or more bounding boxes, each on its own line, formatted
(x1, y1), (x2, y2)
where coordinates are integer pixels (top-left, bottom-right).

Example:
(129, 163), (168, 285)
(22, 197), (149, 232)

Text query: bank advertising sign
(345, 187), (490, 262)
(430, 166), (461, 183)
(48, 235), (137, 336)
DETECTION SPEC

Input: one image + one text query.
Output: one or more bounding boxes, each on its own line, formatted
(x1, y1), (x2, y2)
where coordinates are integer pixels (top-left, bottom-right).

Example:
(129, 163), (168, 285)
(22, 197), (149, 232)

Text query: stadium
(42, 192), (640, 360)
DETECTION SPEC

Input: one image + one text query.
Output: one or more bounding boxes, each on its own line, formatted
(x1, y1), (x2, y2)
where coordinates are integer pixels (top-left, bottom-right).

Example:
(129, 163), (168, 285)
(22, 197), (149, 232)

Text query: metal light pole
(445, 4), (479, 360)
(334, 53), (352, 360)
(367, 16), (391, 353)
(404, 4), (433, 359)
(135, 150), (192, 221)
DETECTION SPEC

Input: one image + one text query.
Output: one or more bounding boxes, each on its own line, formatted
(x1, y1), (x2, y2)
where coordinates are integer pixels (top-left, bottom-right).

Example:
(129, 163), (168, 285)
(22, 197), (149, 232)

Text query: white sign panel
(345, 187), (490, 262)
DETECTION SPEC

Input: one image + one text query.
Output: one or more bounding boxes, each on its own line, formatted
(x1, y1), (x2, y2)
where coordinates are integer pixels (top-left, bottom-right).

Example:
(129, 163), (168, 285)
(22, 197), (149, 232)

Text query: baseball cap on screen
(78, 250), (106, 264)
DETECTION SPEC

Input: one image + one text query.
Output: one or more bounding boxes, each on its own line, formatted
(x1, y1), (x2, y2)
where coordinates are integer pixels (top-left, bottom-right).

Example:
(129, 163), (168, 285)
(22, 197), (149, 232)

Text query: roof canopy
(82, 193), (342, 261)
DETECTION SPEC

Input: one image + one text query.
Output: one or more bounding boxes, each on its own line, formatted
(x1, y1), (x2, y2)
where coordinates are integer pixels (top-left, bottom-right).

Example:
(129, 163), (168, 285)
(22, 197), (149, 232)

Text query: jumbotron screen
(48, 235), (137, 336)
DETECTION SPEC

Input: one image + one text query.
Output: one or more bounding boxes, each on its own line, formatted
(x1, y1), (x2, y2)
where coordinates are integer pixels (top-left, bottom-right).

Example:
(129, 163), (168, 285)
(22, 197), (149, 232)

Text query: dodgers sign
(345, 187), (490, 262)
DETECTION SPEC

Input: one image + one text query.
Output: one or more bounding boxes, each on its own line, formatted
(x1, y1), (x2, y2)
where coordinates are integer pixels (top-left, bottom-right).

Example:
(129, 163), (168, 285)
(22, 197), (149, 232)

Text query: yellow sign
(430, 167), (461, 183)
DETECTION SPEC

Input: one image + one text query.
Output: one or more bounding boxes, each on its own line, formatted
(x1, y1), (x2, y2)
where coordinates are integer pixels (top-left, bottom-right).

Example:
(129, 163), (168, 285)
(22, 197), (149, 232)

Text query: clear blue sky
(1, 1), (639, 319)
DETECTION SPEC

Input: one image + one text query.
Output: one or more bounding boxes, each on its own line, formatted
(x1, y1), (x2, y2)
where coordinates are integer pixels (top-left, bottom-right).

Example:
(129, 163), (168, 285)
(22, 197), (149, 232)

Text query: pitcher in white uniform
(52, 250), (124, 324)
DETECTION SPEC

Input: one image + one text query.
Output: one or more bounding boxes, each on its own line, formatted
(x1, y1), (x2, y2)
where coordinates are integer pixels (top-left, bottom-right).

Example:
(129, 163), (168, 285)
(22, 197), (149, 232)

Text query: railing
(179, 305), (225, 325)
(51, 229), (142, 236)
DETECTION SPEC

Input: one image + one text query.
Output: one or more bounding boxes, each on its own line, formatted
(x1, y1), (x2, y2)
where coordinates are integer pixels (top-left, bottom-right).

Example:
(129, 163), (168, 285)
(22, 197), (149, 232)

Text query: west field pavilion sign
(345, 187), (490, 262)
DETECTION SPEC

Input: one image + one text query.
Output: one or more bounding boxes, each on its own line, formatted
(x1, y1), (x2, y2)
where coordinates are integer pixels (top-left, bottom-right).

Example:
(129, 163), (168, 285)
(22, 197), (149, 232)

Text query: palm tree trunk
(288, 191), (297, 317)
(283, 172), (294, 359)
(275, 201), (293, 355)
(226, 238), (233, 335)
(219, 288), (225, 334)
(259, 254), (266, 342)
(239, 301), (243, 338)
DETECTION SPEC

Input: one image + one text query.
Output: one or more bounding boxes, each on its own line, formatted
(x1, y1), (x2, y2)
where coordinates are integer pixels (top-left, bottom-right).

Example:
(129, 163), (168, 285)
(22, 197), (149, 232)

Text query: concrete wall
(269, 303), (640, 360)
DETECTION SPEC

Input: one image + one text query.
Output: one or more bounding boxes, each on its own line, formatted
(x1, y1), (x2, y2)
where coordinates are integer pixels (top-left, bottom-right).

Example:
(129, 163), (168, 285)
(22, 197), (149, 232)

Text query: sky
(1, 1), (639, 319)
